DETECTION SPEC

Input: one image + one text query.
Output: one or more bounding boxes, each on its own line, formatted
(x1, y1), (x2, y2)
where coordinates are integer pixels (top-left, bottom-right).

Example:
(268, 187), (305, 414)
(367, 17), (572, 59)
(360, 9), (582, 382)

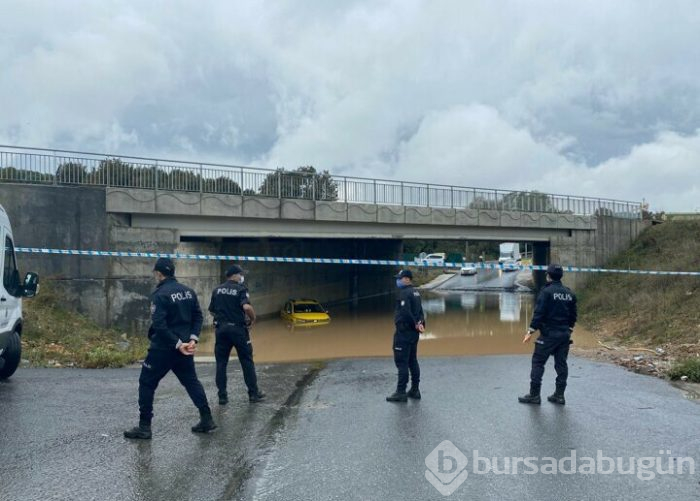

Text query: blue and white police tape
(14, 247), (700, 276)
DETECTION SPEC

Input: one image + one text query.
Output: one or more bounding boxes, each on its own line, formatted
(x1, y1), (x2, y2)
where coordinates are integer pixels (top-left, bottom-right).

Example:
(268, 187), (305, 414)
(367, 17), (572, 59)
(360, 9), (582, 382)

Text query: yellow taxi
(281, 299), (331, 327)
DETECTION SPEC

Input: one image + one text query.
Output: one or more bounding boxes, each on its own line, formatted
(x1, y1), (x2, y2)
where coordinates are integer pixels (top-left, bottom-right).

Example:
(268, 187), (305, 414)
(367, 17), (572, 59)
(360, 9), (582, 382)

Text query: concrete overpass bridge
(0, 146), (645, 331)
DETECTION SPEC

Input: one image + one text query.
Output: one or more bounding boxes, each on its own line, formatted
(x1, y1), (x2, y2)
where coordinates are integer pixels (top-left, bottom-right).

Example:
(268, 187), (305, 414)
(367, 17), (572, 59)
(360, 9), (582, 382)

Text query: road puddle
(197, 291), (598, 363)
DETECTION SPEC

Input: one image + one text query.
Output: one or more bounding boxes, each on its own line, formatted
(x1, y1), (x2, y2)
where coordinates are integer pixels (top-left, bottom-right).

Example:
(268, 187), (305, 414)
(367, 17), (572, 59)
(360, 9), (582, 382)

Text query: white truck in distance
(498, 243), (521, 263)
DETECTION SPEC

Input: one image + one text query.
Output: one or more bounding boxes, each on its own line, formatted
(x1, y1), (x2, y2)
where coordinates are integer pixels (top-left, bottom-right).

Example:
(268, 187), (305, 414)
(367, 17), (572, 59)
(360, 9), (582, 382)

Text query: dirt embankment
(21, 283), (148, 368)
(575, 220), (700, 381)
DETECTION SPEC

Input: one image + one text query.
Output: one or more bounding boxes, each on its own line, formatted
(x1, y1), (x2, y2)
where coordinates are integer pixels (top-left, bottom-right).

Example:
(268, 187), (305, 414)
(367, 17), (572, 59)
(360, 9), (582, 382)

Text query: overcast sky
(1, 0), (699, 211)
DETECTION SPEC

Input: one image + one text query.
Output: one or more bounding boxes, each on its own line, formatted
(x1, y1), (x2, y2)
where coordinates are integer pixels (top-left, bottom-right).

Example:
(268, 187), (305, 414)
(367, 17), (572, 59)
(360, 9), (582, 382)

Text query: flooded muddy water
(197, 290), (597, 363)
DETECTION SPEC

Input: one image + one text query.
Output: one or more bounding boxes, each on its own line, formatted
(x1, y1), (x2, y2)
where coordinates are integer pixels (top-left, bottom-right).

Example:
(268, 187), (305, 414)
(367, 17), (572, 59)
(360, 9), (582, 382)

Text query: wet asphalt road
(0, 362), (316, 501)
(437, 269), (520, 291)
(243, 357), (700, 501)
(2, 356), (700, 500)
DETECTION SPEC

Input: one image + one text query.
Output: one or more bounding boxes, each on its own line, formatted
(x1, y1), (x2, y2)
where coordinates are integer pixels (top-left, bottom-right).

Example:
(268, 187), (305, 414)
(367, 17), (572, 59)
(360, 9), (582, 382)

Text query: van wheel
(0, 331), (21, 379)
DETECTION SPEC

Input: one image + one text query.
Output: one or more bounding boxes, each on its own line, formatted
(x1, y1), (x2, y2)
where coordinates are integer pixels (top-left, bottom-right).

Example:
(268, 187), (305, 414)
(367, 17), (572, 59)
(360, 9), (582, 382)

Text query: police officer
(208, 264), (265, 405)
(387, 269), (426, 403)
(519, 263), (577, 405)
(124, 258), (216, 439)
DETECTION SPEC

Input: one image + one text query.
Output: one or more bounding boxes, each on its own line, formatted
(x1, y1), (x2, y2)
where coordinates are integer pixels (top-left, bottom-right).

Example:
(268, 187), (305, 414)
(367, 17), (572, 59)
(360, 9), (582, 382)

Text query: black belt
(217, 322), (242, 328)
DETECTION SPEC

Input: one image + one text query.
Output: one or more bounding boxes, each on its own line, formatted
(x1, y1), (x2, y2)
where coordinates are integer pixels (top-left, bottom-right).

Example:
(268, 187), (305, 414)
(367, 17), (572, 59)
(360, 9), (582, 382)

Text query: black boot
(518, 383), (541, 405)
(124, 421), (152, 440)
(191, 408), (217, 433)
(386, 391), (408, 403)
(218, 393), (228, 405)
(249, 390), (266, 403)
(547, 385), (566, 405)
(407, 386), (421, 400)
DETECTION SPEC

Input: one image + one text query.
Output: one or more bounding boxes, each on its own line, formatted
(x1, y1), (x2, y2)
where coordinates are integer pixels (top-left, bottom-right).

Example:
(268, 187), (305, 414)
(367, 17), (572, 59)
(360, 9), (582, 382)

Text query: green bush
(667, 358), (700, 382)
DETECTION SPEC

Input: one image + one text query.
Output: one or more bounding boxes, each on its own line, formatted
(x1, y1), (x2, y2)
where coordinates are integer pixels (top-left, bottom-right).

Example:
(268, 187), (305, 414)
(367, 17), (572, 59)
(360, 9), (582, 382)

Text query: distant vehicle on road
(501, 258), (519, 272)
(460, 263), (478, 276)
(0, 203), (39, 380)
(498, 243), (521, 263)
(281, 299), (331, 327)
(415, 252), (446, 267)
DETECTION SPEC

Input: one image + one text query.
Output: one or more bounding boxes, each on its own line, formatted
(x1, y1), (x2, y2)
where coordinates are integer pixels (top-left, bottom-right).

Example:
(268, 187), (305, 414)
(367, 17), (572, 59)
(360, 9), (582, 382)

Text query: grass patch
(407, 266), (451, 286)
(21, 283), (148, 368)
(668, 358), (700, 382)
(578, 220), (700, 347)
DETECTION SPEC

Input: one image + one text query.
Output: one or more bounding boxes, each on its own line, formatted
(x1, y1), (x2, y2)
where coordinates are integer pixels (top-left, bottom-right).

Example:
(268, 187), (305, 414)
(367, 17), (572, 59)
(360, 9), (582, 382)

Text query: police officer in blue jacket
(387, 269), (425, 403)
(124, 258), (216, 439)
(208, 264), (265, 405)
(519, 263), (577, 405)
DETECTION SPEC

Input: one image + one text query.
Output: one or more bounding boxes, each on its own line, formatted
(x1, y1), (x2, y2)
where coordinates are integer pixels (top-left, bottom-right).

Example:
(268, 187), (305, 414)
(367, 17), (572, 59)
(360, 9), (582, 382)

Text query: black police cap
(395, 269), (413, 279)
(225, 264), (245, 277)
(547, 263), (564, 279)
(153, 257), (175, 276)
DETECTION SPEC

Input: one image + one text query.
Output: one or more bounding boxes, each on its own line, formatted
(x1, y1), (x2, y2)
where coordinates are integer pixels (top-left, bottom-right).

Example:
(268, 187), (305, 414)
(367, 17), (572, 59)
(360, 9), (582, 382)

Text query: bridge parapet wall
(106, 187), (597, 230)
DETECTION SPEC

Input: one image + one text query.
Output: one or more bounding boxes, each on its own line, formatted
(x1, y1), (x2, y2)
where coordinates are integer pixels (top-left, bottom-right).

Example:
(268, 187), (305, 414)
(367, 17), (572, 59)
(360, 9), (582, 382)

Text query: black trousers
(138, 348), (209, 423)
(215, 325), (258, 396)
(393, 330), (420, 393)
(530, 334), (571, 391)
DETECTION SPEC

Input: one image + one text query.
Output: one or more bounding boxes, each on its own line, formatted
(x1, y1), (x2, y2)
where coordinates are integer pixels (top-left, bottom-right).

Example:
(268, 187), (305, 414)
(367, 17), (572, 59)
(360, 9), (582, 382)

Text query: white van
(0, 203), (39, 379)
(415, 252), (446, 267)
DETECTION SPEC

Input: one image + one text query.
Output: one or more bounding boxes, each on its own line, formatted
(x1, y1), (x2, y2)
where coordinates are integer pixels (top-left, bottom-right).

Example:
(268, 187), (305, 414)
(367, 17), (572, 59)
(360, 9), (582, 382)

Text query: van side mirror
(22, 272), (39, 298)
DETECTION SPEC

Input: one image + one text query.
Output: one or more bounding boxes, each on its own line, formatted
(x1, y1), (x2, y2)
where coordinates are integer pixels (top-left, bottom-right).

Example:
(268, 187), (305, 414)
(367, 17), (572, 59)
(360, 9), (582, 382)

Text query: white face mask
(239, 275), (245, 284)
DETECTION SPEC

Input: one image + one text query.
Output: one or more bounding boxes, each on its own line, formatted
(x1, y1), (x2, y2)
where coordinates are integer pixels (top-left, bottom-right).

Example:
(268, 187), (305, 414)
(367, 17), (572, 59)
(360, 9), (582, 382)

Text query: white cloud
(393, 105), (700, 211)
(1, 0), (700, 210)
(550, 130), (700, 212)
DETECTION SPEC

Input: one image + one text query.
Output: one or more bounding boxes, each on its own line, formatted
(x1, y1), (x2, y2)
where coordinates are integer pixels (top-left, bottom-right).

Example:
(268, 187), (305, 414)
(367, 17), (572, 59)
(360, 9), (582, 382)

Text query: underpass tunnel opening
(175, 235), (554, 322)
(177, 236), (403, 319)
(401, 238), (550, 292)
(402, 238), (540, 263)
(184, 236), (582, 363)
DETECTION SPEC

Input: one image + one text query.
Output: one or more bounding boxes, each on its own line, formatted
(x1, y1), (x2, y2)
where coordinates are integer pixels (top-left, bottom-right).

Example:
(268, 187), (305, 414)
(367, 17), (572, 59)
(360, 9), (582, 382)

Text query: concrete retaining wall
(550, 217), (648, 290)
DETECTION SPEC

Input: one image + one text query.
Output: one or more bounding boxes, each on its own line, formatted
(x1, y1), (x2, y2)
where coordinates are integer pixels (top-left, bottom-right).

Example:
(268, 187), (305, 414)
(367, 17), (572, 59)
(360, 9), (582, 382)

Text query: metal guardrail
(0, 145), (642, 218)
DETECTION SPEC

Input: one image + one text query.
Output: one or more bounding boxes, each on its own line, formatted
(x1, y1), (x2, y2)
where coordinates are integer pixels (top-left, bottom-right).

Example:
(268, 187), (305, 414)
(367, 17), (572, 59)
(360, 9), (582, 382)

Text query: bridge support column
(532, 241), (550, 291)
(349, 241), (359, 309)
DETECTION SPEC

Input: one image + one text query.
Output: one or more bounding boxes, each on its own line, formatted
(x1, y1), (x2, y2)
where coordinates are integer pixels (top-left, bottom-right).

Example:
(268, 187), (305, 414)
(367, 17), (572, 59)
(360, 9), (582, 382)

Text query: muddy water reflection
(197, 291), (597, 363)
